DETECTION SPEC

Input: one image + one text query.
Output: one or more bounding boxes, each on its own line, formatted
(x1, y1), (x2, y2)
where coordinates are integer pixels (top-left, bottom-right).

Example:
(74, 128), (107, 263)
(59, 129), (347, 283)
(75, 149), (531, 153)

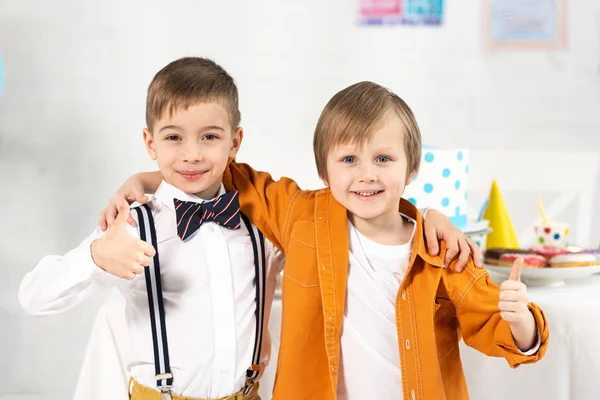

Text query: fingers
(499, 277), (528, 322)
(444, 236), (459, 267)
(98, 204), (118, 231)
(498, 301), (520, 312)
(124, 271), (137, 280)
(126, 189), (149, 205)
(127, 215), (138, 228)
(424, 223), (439, 256)
(141, 242), (157, 258)
(105, 203), (119, 227)
(138, 255), (153, 267)
(467, 238), (482, 267)
(134, 190), (149, 204)
(509, 257), (524, 281)
(98, 210), (108, 231)
(128, 241), (155, 272)
(114, 199), (131, 226)
(453, 237), (471, 272)
(500, 279), (525, 291)
(500, 311), (523, 324)
(498, 288), (528, 302)
(121, 261), (145, 280)
(132, 262), (145, 275)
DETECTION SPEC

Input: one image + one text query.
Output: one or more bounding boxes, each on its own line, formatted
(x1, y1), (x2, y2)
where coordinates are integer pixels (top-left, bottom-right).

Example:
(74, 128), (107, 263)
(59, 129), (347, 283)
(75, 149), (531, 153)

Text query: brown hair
(146, 57), (241, 131)
(313, 81), (422, 180)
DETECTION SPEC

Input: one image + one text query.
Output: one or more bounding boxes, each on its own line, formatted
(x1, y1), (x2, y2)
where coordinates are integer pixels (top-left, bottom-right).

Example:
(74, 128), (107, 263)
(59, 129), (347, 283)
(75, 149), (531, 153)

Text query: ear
(143, 128), (157, 160)
(229, 127), (243, 159)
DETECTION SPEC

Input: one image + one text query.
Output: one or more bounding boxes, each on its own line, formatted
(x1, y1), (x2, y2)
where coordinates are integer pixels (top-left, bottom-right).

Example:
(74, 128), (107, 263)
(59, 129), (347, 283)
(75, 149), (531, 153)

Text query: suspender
(240, 214), (267, 385)
(133, 204), (266, 396)
(133, 205), (173, 393)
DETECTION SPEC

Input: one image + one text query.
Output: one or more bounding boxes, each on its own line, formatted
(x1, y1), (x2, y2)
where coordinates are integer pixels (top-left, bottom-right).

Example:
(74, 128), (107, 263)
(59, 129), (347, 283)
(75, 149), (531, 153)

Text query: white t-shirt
(337, 214), (416, 400)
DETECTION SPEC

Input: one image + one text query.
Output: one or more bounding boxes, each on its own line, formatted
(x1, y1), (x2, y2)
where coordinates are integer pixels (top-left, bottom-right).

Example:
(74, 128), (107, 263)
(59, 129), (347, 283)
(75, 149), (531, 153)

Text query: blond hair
(146, 57), (240, 131)
(313, 81), (422, 179)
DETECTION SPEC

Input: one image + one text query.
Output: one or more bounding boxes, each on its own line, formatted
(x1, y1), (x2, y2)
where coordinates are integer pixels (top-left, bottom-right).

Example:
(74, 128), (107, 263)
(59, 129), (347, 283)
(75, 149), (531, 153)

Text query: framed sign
(483, 0), (567, 50)
(359, 0), (444, 26)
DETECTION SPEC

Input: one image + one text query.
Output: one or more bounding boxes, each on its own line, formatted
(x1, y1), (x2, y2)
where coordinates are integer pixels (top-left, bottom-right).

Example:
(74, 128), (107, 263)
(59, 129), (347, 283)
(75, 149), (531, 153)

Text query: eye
(203, 134), (219, 140)
(341, 156), (356, 164)
(376, 155), (391, 163)
(165, 135), (181, 141)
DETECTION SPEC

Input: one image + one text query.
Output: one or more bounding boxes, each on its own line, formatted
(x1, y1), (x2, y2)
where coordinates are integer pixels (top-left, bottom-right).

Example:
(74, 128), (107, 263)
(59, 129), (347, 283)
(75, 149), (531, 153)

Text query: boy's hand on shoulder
(99, 174), (149, 230)
(499, 257), (537, 351)
(424, 209), (482, 271)
(91, 200), (156, 280)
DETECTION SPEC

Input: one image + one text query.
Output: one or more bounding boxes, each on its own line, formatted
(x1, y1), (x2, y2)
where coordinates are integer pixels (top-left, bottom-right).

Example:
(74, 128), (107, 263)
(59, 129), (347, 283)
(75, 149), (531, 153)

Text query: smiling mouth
(351, 190), (384, 197)
(178, 171), (208, 181)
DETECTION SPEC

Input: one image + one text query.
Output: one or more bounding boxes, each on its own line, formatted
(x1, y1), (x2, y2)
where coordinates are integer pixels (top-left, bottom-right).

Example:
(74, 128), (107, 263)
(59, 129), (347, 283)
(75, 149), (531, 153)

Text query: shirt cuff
(518, 326), (541, 355)
(419, 207), (430, 219)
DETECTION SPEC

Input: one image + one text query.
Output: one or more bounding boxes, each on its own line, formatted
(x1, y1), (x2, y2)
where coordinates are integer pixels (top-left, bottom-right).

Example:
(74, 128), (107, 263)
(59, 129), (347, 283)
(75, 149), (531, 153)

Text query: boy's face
(143, 102), (242, 199)
(324, 109), (414, 227)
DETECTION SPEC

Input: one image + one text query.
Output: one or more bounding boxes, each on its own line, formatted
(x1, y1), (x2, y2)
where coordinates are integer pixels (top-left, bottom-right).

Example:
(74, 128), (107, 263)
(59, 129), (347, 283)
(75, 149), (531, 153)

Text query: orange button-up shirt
(224, 161), (549, 400)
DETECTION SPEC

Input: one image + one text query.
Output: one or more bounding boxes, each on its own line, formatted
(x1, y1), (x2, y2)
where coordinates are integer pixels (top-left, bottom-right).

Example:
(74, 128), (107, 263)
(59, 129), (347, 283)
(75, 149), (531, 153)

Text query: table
(458, 272), (600, 400)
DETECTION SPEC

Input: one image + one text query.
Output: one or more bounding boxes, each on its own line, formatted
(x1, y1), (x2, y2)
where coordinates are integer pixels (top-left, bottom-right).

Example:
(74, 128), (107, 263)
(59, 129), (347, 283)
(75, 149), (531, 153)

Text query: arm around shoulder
(224, 160), (303, 251)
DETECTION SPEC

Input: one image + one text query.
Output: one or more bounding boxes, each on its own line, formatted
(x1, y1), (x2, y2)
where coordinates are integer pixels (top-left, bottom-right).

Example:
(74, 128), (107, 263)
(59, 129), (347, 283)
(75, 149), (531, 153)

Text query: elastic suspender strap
(240, 214), (267, 385)
(133, 205), (173, 392)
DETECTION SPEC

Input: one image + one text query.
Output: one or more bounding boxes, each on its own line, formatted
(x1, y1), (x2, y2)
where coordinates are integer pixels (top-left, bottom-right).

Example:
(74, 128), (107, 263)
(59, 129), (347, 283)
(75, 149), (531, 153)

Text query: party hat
(483, 180), (519, 249)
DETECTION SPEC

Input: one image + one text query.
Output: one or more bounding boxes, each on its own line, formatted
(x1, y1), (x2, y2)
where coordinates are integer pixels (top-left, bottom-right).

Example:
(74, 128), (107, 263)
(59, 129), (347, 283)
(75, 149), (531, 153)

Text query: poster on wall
(483, 0), (566, 50)
(358, 0), (444, 26)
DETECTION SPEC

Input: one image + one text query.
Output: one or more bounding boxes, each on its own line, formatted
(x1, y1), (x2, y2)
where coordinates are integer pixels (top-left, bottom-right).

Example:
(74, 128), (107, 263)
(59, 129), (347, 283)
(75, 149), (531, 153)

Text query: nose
(357, 162), (377, 183)
(181, 142), (203, 163)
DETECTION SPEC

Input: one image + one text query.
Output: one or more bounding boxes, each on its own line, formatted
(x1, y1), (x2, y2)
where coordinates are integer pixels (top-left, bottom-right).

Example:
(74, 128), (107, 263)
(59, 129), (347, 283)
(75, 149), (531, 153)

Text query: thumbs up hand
(499, 257), (529, 326)
(91, 200), (156, 280)
(499, 256), (537, 351)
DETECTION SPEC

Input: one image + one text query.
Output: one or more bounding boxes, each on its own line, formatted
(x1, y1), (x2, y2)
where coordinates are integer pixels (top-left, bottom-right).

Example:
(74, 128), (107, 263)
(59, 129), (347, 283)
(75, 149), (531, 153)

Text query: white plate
(485, 264), (600, 287)
(461, 220), (491, 235)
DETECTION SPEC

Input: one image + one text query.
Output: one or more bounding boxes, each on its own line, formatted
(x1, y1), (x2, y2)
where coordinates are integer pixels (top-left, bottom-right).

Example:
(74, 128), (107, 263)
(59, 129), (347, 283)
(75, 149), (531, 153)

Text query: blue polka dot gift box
(404, 147), (469, 229)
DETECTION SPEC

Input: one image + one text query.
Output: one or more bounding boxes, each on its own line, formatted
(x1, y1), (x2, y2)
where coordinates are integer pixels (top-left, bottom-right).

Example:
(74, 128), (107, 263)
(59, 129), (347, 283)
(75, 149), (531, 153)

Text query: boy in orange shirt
(100, 82), (547, 399)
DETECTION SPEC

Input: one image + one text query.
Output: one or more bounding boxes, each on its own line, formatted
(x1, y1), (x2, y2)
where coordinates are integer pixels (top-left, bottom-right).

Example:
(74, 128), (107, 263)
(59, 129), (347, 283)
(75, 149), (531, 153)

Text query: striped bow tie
(174, 191), (241, 241)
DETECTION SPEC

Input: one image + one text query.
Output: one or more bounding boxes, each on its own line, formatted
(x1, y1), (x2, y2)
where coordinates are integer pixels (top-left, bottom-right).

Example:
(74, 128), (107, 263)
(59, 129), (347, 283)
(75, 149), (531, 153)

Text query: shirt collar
(321, 188), (446, 269)
(154, 180), (226, 211)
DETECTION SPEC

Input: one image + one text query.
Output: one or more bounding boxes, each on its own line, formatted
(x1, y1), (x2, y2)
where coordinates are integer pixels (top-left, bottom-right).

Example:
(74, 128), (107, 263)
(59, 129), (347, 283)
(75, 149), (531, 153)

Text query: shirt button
(411, 389), (416, 400)
(402, 290), (406, 300)
(406, 339), (410, 350)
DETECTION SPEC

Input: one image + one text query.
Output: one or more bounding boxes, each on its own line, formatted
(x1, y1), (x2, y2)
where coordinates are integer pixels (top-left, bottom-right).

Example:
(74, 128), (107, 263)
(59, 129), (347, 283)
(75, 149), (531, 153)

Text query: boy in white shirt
(19, 57), (281, 400)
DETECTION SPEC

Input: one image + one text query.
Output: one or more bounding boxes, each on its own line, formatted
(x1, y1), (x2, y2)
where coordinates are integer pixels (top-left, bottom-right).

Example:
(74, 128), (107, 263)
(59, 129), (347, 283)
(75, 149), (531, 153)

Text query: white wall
(1, 0), (599, 398)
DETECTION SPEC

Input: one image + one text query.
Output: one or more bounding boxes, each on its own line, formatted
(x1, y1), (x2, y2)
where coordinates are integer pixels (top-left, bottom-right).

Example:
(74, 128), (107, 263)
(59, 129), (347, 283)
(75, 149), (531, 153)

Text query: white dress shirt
(337, 214), (540, 400)
(19, 181), (284, 398)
